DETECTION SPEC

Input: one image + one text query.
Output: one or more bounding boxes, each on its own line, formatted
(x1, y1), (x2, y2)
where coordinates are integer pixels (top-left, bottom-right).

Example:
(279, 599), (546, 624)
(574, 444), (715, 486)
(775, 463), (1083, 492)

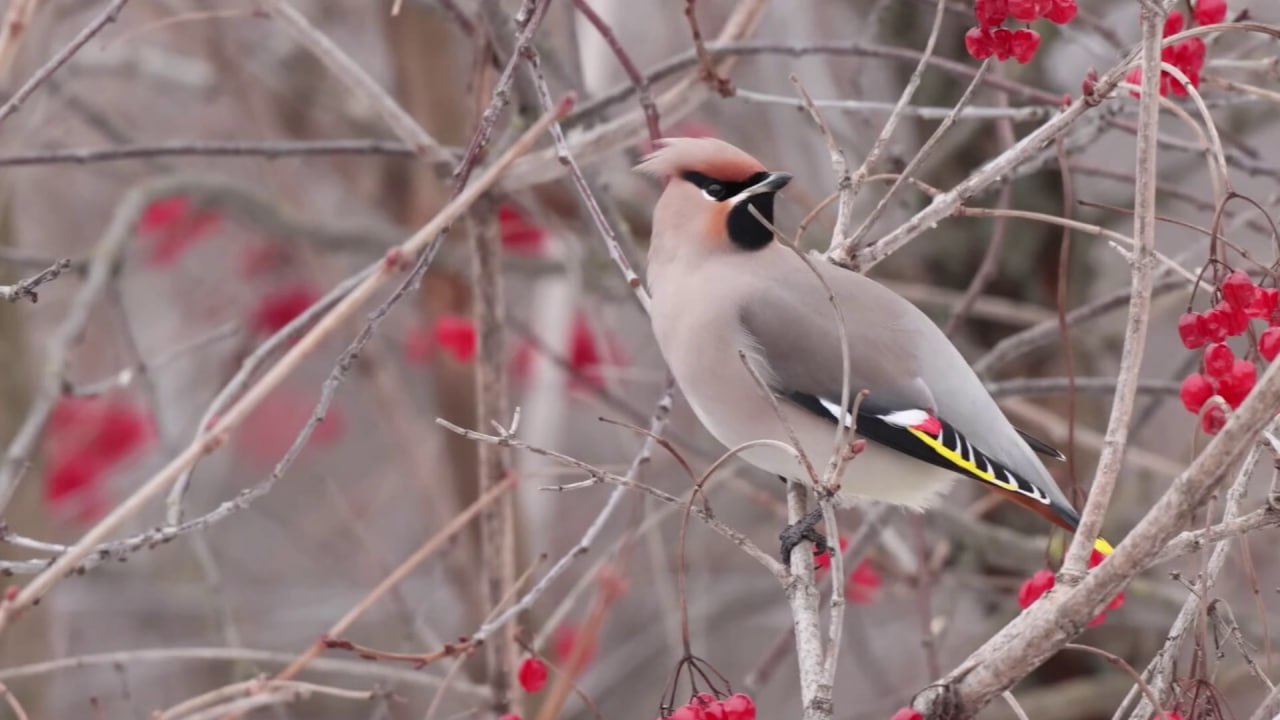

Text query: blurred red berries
(889, 708), (924, 720)
(498, 203), (546, 254)
(846, 560), (883, 604)
(552, 622), (596, 675)
(235, 389), (345, 466)
(517, 657), (548, 693)
(434, 314), (478, 363)
(251, 284), (319, 336)
(44, 397), (153, 524)
(965, 0), (1073, 63)
(138, 196), (221, 267)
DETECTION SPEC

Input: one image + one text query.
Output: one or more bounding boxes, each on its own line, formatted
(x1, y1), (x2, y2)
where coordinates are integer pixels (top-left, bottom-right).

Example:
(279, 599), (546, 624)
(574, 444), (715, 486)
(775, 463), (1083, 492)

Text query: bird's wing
(737, 250), (1078, 525)
(784, 392), (1058, 509)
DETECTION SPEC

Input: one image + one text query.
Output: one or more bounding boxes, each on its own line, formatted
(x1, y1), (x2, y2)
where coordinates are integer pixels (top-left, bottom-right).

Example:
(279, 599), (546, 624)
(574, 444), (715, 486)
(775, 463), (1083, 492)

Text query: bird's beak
(730, 172), (792, 204)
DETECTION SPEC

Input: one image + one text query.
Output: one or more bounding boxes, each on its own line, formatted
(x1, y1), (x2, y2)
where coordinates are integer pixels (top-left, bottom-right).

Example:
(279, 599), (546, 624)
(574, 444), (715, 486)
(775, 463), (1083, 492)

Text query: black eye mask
(680, 170), (777, 251)
(681, 170), (771, 202)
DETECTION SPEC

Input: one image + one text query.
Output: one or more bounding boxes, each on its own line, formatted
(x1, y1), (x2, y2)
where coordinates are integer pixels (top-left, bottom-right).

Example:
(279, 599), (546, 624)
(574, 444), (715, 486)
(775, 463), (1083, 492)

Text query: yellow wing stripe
(906, 427), (1019, 492)
(906, 424), (1116, 557)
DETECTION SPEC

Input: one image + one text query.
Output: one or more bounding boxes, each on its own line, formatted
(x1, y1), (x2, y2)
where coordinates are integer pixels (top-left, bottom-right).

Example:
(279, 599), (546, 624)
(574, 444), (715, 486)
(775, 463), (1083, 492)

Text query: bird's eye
(705, 183), (726, 201)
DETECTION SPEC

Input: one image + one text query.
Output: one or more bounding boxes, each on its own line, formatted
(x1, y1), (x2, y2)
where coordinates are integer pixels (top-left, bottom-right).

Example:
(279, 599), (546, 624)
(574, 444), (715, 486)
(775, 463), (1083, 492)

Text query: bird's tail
(1048, 501), (1114, 557)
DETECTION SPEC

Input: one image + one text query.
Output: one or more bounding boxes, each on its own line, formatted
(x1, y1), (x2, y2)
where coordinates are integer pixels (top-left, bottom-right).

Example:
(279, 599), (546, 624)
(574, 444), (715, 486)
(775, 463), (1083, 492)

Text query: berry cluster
(44, 397), (154, 523)
(1177, 270), (1277, 435)
(1017, 550), (1124, 627)
(964, 0), (1078, 64)
(890, 709), (924, 720)
(138, 196), (221, 267)
(1125, 1), (1227, 98)
(250, 283), (319, 336)
(664, 693), (757, 720)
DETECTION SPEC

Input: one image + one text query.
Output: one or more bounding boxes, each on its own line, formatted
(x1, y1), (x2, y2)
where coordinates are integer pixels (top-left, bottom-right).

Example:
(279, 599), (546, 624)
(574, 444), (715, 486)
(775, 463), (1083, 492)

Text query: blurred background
(1, 1), (1279, 718)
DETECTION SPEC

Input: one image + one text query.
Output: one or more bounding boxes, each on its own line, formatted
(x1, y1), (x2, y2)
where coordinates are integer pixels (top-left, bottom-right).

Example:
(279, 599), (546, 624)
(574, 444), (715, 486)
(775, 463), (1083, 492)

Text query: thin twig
(569, 0), (661, 142)
(1059, 1), (1163, 582)
(0, 0), (128, 126)
(840, 0), (948, 217)
(0, 139), (430, 167)
(0, 258), (70, 303)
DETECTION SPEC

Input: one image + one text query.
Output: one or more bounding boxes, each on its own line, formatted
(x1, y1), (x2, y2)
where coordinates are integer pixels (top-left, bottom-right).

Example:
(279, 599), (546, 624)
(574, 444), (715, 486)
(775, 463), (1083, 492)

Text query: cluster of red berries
(138, 196), (221, 267)
(44, 397), (153, 524)
(963, 0), (1078, 64)
(1017, 550), (1124, 627)
(890, 709), (924, 720)
(1126, 1), (1226, 98)
(664, 693), (757, 720)
(1177, 270), (1277, 435)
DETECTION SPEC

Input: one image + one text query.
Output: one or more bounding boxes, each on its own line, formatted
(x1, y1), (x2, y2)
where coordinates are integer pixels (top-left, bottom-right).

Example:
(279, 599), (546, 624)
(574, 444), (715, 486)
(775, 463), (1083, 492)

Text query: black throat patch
(680, 170), (777, 252)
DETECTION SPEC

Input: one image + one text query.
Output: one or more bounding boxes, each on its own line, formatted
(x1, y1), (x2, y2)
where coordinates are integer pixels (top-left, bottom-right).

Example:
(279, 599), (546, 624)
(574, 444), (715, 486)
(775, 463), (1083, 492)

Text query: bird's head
(636, 137), (792, 253)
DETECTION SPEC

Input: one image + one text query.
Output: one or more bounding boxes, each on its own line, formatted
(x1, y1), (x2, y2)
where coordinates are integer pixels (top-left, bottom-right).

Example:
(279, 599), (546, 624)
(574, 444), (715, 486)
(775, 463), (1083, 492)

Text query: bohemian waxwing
(637, 137), (1112, 562)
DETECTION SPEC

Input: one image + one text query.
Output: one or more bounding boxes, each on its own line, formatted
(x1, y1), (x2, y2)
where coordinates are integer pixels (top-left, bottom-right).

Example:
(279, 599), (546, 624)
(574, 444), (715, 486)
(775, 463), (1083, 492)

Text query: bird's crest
(635, 137), (766, 182)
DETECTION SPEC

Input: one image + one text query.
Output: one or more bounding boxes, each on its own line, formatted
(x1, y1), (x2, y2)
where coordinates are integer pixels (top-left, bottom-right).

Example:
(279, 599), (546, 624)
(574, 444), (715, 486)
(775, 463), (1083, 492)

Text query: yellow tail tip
(1094, 537), (1114, 556)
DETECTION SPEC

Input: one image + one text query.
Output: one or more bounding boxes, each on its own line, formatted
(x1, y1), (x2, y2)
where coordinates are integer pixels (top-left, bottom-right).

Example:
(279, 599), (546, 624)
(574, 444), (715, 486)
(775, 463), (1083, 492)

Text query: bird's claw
(778, 506), (827, 566)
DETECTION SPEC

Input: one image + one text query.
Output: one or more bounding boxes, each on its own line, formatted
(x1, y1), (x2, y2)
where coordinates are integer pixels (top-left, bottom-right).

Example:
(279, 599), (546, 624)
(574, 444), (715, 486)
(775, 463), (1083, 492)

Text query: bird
(636, 136), (1112, 564)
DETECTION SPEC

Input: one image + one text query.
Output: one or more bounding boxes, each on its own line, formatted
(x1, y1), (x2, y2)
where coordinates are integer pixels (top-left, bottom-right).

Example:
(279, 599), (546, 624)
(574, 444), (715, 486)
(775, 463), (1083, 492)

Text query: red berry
(1261, 327), (1280, 361)
(1179, 373), (1214, 413)
(498, 203), (546, 254)
(1177, 312), (1206, 349)
(1201, 403), (1226, 434)
(974, 0), (1008, 26)
(517, 657), (547, 693)
(1194, 0), (1227, 26)
(251, 284), (319, 335)
(889, 709), (924, 720)
(1008, 0), (1042, 22)
(722, 694), (756, 720)
(991, 28), (1014, 60)
(1201, 309), (1229, 343)
(695, 695), (728, 720)
(1221, 270), (1256, 309)
(433, 314), (478, 363)
(499, 715), (521, 720)
(964, 26), (995, 60)
(1203, 342), (1235, 378)
(1215, 300), (1248, 336)
(1245, 287), (1278, 319)
(1044, 0), (1078, 23)
(1164, 9), (1185, 37)
(1010, 29), (1041, 64)
(846, 560), (883, 604)
(1220, 359), (1256, 408)
(670, 704), (706, 720)
(1017, 569), (1055, 609)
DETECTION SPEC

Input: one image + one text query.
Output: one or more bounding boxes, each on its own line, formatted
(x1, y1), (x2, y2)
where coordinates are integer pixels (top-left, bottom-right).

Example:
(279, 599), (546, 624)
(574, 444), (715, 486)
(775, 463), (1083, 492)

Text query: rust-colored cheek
(698, 202), (732, 249)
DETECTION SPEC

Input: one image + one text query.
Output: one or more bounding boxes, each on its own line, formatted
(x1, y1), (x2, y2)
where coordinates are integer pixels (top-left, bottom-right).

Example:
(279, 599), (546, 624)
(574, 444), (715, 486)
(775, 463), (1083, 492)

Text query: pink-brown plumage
(635, 137), (765, 182)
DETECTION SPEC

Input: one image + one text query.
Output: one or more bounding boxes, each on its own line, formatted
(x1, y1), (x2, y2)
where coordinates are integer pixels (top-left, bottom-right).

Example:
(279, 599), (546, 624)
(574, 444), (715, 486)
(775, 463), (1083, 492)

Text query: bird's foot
(778, 506), (827, 566)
